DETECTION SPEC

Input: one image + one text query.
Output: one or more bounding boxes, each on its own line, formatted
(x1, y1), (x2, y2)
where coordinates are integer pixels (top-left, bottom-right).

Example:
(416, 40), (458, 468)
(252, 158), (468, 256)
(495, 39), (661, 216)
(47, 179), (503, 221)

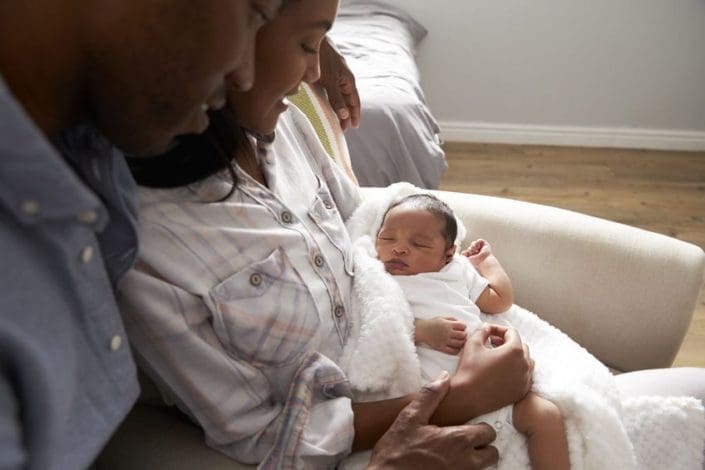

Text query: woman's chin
(251, 109), (286, 136)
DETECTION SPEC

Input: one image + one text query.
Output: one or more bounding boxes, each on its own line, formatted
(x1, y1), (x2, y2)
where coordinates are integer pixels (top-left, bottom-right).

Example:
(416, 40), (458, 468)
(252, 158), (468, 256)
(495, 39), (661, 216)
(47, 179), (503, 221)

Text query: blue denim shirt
(0, 76), (139, 469)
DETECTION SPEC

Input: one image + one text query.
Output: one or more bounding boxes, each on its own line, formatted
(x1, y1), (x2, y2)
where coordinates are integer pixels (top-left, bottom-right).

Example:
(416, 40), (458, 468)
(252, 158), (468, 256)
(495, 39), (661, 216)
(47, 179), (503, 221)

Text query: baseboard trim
(439, 121), (705, 151)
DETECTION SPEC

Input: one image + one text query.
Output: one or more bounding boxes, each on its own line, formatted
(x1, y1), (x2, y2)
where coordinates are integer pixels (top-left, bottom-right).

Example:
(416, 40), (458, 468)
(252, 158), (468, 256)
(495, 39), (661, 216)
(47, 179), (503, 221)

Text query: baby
(375, 193), (570, 470)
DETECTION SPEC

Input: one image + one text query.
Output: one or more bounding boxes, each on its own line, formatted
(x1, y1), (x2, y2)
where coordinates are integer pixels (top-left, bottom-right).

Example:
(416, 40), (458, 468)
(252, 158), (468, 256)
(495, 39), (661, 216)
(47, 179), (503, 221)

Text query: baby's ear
(445, 245), (456, 263)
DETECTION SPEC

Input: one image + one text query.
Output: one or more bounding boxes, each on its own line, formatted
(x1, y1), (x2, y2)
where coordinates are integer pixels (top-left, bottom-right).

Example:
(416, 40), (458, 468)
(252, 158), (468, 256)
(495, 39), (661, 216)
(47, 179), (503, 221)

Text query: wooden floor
(440, 142), (705, 367)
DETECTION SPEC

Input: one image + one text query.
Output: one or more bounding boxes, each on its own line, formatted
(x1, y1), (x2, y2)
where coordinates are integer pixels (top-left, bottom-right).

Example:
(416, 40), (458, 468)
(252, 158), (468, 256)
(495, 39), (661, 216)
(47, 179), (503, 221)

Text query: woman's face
(228, 0), (340, 135)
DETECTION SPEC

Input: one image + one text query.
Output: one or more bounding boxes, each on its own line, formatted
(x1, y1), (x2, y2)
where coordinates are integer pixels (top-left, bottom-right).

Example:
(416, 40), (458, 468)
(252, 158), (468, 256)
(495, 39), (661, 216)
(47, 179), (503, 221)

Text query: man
(0, 1), (279, 467)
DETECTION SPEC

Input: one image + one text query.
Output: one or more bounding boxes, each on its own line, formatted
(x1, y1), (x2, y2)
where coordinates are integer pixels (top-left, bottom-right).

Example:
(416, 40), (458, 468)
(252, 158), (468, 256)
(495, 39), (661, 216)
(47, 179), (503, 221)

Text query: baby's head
(376, 194), (457, 275)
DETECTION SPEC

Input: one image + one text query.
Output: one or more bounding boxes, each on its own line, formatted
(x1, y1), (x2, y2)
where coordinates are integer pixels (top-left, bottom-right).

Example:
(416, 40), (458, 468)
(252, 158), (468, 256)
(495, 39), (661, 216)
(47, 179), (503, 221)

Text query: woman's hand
(318, 36), (361, 130)
(431, 324), (533, 425)
(368, 372), (499, 470)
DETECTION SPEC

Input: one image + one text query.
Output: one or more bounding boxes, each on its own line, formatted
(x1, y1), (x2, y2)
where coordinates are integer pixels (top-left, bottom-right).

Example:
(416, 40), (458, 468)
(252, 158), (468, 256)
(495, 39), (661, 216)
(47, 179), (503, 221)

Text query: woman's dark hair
(385, 194), (458, 249)
(126, 105), (251, 200)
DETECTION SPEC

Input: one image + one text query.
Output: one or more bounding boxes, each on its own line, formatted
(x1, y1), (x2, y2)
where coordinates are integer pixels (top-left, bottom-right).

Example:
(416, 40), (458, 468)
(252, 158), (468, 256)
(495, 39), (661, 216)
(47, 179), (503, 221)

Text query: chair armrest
(362, 187), (705, 372)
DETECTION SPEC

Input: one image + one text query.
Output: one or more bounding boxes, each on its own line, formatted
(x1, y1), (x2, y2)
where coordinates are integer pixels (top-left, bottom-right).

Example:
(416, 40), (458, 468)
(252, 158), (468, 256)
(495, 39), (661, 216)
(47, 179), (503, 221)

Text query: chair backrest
(289, 82), (358, 184)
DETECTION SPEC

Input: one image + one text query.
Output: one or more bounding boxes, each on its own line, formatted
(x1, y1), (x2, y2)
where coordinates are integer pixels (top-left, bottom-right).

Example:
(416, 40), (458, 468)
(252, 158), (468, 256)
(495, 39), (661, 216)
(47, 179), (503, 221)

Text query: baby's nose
(392, 245), (408, 255)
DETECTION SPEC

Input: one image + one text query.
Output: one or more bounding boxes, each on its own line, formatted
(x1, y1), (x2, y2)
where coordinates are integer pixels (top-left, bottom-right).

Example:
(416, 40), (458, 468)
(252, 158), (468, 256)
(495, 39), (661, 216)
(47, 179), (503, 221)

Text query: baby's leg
(513, 392), (570, 470)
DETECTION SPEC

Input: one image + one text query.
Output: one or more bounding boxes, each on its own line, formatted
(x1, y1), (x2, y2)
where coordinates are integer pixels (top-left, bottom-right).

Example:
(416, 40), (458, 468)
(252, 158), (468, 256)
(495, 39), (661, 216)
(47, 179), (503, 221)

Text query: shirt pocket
(308, 181), (354, 275)
(209, 247), (320, 367)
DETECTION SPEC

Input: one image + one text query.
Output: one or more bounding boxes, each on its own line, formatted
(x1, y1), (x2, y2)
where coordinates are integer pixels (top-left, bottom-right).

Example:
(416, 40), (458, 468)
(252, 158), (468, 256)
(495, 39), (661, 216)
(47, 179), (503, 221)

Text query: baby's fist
(462, 239), (492, 265)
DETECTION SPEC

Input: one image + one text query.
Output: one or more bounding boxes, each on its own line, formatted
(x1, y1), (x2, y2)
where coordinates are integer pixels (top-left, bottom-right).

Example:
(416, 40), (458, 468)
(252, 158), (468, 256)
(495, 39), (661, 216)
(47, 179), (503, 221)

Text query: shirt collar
(0, 75), (104, 225)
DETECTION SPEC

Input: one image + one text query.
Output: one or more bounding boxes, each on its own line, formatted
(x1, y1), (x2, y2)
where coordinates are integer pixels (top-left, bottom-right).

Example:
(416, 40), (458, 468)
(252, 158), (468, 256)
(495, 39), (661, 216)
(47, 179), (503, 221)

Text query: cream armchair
(96, 85), (705, 469)
(97, 188), (704, 469)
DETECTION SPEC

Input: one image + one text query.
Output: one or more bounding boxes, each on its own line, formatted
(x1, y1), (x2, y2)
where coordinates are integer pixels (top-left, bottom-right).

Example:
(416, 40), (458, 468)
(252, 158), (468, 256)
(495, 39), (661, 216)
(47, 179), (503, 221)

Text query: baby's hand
(462, 239), (492, 266)
(416, 317), (467, 355)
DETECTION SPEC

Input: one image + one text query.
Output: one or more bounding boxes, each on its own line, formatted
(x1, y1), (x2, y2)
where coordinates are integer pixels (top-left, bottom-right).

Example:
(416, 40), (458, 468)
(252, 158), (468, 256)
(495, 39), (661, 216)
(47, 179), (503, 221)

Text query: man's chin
(118, 136), (176, 158)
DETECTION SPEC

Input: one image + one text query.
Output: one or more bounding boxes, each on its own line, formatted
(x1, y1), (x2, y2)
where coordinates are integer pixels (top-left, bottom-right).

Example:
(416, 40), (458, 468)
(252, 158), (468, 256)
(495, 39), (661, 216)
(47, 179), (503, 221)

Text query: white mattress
(331, 1), (447, 188)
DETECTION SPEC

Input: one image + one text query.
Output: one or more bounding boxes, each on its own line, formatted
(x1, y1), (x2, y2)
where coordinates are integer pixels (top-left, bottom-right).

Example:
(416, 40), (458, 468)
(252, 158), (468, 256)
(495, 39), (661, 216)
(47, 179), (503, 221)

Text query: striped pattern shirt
(118, 108), (362, 468)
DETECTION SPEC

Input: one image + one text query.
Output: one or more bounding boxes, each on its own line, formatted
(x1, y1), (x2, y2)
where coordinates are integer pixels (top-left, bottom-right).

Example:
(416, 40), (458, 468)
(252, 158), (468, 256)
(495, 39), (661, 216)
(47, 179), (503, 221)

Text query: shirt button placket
(249, 273), (262, 287)
(77, 210), (98, 224)
(80, 246), (94, 264)
(21, 200), (40, 216)
(110, 335), (122, 351)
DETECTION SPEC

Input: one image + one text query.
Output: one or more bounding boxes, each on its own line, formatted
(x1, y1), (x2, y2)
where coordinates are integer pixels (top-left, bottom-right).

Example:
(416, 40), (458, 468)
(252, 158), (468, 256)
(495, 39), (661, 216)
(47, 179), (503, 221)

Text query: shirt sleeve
(464, 260), (490, 303)
(117, 264), (354, 467)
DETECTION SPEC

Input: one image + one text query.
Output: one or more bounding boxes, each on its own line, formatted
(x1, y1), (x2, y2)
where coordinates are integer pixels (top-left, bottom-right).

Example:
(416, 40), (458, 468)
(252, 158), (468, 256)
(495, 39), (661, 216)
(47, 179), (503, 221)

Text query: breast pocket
(209, 248), (320, 367)
(308, 183), (354, 275)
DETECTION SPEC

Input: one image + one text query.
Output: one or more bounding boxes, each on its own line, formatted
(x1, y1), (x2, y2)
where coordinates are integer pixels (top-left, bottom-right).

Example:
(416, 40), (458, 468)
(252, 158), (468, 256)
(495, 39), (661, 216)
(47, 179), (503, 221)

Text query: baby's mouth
(385, 259), (408, 269)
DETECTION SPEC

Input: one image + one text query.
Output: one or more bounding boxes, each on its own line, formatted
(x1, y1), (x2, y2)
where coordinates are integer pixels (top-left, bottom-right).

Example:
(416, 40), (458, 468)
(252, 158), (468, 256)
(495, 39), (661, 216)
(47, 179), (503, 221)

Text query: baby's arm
(414, 317), (467, 355)
(462, 239), (513, 314)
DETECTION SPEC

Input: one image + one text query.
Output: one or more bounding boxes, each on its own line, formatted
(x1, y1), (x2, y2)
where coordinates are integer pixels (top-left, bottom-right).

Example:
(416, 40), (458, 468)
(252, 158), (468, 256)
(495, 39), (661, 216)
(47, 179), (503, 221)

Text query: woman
(119, 0), (705, 467)
(119, 0), (531, 467)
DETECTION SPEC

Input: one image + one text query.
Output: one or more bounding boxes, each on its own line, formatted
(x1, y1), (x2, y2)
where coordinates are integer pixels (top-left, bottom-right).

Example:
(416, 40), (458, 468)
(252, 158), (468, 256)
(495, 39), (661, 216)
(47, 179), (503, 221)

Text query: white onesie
(393, 255), (518, 449)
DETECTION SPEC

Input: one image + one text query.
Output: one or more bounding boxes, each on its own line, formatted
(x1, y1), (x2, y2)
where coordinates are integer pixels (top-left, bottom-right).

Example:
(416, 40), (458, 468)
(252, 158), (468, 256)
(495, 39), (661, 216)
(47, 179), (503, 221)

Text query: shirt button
(334, 305), (345, 318)
(77, 210), (98, 224)
(494, 421), (503, 430)
(81, 246), (94, 264)
(249, 273), (262, 286)
(110, 335), (122, 351)
(314, 254), (325, 267)
(324, 202), (333, 210)
(21, 200), (40, 216)
(281, 211), (293, 223)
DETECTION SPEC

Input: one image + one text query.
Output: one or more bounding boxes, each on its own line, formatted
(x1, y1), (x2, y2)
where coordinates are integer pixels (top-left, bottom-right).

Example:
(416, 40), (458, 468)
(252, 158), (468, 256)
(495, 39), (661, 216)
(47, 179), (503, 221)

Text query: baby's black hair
(384, 194), (457, 249)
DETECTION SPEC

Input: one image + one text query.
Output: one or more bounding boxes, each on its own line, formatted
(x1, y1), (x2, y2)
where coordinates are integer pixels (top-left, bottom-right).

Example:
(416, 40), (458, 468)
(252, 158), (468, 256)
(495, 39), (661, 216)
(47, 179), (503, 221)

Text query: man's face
(375, 205), (454, 276)
(85, 0), (282, 156)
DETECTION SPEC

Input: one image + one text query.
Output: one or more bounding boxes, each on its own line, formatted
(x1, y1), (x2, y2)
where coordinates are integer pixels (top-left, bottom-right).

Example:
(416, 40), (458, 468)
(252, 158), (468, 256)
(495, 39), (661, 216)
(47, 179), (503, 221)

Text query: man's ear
(445, 245), (456, 263)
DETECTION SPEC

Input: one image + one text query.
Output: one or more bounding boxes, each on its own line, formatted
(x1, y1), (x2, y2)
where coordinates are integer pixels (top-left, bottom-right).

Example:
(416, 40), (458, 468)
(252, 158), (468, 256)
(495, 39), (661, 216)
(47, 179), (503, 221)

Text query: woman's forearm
(353, 326), (532, 451)
(352, 394), (417, 451)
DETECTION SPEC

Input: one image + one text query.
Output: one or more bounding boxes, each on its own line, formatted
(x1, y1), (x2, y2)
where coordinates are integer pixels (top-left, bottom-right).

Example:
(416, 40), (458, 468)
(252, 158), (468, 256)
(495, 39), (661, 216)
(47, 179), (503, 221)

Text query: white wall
(386, 0), (705, 150)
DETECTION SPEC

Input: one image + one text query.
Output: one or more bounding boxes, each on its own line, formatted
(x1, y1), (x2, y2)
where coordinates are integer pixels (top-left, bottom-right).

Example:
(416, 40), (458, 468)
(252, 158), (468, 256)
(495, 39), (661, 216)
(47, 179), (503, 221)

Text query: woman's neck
(235, 140), (267, 186)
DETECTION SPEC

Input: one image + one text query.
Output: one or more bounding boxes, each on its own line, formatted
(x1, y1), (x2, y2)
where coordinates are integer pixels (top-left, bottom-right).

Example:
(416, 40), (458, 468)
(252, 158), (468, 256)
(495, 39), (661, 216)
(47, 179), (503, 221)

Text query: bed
(329, 0), (447, 188)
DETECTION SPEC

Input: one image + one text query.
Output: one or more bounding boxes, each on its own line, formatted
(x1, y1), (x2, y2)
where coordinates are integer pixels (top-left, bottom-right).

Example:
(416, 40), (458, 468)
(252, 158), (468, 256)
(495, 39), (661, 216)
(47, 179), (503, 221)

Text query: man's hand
(368, 373), (499, 470)
(415, 317), (467, 355)
(318, 36), (361, 130)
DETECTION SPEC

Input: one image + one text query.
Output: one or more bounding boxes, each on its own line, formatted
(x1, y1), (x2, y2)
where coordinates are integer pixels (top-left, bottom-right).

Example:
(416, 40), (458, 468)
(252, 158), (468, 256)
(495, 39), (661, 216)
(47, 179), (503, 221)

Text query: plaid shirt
(118, 108), (362, 468)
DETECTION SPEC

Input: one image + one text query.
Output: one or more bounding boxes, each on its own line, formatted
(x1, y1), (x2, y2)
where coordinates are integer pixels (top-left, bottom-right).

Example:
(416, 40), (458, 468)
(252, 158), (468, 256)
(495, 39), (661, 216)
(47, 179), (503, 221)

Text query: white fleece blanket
(340, 182), (705, 470)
